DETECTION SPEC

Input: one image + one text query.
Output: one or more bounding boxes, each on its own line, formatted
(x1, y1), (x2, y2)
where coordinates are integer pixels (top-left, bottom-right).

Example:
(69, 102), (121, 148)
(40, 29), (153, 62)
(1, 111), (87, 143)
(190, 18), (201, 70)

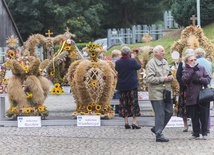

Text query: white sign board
(138, 91), (149, 100)
(17, 116), (41, 128)
(77, 115), (101, 126)
(166, 116), (184, 128)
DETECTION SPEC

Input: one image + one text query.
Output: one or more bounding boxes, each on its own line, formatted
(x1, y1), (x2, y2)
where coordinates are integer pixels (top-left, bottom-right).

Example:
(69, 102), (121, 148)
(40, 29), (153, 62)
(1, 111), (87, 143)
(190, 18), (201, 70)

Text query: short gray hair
(121, 46), (131, 56)
(153, 45), (164, 53)
(185, 49), (194, 55)
(195, 48), (206, 57)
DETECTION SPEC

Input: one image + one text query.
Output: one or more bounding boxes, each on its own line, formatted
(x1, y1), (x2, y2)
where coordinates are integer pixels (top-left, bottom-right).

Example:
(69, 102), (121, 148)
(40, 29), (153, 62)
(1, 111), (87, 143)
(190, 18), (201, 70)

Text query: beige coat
(146, 57), (172, 100)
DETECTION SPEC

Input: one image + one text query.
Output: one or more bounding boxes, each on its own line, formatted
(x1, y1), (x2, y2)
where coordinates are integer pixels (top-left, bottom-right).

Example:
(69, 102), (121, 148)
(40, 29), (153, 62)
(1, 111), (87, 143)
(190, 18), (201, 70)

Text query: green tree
(7, 0), (167, 42)
(104, 0), (164, 28)
(171, 0), (214, 27)
(6, 0), (106, 42)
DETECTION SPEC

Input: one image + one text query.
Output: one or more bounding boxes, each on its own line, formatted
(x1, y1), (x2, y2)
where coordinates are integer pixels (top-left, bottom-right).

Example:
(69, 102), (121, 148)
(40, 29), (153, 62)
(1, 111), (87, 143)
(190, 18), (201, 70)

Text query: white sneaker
(202, 135), (208, 140)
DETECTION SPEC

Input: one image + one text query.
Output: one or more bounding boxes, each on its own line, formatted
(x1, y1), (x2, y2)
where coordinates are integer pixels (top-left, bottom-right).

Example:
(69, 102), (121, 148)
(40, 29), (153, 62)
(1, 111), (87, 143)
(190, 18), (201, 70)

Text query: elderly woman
(182, 53), (211, 140)
(111, 49), (121, 63)
(115, 46), (141, 129)
(195, 48), (212, 134)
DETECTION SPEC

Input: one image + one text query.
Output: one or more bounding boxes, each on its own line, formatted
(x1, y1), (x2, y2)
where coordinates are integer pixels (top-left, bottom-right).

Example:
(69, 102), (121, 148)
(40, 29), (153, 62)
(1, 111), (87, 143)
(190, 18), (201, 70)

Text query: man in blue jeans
(146, 45), (173, 142)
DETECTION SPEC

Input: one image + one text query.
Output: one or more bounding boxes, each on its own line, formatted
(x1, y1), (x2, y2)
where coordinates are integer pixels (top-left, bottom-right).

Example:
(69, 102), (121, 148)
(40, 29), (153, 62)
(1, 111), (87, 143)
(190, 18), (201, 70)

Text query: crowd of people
(111, 45), (212, 142)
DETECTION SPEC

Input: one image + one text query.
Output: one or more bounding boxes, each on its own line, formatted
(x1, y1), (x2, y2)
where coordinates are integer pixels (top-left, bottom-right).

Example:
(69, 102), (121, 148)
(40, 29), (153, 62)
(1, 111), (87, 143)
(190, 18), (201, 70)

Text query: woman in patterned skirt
(115, 46), (141, 129)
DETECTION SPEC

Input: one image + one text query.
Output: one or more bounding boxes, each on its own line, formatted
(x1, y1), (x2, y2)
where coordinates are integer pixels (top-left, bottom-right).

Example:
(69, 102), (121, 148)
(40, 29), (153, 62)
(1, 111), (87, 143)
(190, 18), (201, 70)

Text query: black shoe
(151, 127), (155, 134)
(132, 124), (141, 129)
(156, 137), (169, 142)
(125, 124), (131, 129)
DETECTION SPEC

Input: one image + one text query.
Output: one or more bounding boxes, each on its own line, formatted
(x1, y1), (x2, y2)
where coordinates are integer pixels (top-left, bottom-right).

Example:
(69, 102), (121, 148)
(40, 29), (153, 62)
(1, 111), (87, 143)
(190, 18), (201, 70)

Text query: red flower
(19, 109), (22, 113)
(190, 26), (194, 31)
(133, 49), (139, 53)
(103, 76), (106, 80)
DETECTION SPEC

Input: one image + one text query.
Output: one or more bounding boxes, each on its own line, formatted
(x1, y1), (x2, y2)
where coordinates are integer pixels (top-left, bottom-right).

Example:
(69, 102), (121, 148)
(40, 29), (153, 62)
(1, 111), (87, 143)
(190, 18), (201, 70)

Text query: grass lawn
(106, 23), (214, 64)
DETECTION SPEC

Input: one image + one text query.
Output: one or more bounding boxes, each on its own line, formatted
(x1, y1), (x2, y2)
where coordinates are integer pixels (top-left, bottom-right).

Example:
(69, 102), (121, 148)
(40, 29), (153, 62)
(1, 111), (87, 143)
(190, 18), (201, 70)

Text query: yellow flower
(24, 107), (31, 113)
(90, 52), (96, 58)
(51, 88), (56, 94)
(2, 78), (8, 83)
(10, 107), (17, 112)
(50, 71), (55, 76)
(56, 88), (62, 95)
(95, 105), (102, 111)
(92, 64), (98, 68)
(64, 45), (71, 51)
(23, 66), (29, 73)
(70, 52), (78, 57)
(96, 112), (101, 115)
(91, 80), (97, 87)
(91, 102), (96, 106)
(87, 105), (92, 112)
(92, 44), (96, 48)
(8, 50), (15, 59)
(54, 83), (61, 88)
(80, 112), (85, 115)
(38, 106), (45, 112)
(26, 93), (33, 99)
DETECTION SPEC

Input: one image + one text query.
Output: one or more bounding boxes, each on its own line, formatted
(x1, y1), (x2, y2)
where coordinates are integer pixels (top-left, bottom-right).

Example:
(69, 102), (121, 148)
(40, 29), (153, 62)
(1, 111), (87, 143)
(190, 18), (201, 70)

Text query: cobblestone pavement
(1, 94), (214, 155)
(0, 126), (213, 155)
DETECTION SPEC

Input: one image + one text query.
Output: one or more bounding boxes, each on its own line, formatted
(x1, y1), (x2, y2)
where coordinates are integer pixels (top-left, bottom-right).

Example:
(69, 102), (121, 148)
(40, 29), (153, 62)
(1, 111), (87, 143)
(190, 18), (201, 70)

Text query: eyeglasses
(189, 59), (196, 62)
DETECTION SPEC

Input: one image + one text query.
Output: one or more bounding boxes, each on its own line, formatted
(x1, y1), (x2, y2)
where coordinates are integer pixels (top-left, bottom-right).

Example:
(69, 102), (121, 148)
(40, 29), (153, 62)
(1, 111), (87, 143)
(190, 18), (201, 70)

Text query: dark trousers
(187, 102), (210, 136)
(151, 100), (173, 137)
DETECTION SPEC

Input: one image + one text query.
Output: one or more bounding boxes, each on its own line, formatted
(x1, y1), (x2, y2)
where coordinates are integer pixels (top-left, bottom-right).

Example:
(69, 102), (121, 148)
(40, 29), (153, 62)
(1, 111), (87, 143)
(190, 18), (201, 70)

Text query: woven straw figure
(45, 30), (82, 93)
(6, 50), (50, 119)
(170, 25), (214, 61)
(67, 42), (117, 119)
(0, 35), (20, 93)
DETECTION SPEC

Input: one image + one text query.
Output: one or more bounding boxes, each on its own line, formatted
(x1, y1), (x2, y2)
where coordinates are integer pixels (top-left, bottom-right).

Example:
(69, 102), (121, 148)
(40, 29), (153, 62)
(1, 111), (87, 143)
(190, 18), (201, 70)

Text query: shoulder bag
(198, 86), (214, 103)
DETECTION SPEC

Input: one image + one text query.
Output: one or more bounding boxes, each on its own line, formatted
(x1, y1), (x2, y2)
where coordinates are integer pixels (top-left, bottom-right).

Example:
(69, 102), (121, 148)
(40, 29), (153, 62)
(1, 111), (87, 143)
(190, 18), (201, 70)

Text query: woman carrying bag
(182, 53), (211, 140)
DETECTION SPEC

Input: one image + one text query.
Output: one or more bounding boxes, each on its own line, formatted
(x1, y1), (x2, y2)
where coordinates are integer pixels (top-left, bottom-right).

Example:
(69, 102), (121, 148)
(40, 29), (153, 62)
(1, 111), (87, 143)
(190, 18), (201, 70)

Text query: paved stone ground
(1, 94), (214, 155)
(0, 126), (213, 155)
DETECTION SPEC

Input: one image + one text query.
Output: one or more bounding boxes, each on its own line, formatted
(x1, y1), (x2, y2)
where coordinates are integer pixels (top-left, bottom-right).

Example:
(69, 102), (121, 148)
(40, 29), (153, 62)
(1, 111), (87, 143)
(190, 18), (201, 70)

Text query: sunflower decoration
(6, 106), (38, 118)
(92, 63), (98, 68)
(50, 83), (65, 95)
(23, 65), (29, 73)
(6, 106), (17, 117)
(7, 50), (16, 59)
(37, 105), (46, 112)
(64, 45), (71, 51)
(26, 92), (33, 99)
(86, 104), (93, 112)
(37, 105), (48, 117)
(85, 42), (103, 61)
(91, 80), (97, 87)
(24, 107), (31, 114)
(2, 78), (8, 85)
(50, 71), (55, 76)
(95, 104), (102, 112)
